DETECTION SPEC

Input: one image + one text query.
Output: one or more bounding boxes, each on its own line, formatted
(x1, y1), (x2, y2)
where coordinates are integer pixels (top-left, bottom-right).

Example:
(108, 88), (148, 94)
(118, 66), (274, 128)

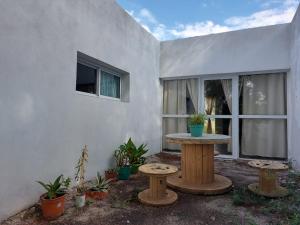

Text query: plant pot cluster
(37, 138), (148, 220)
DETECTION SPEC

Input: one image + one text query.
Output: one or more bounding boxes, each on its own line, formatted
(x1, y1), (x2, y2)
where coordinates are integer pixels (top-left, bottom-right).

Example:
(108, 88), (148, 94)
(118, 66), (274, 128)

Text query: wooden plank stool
(248, 160), (289, 198)
(138, 163), (178, 206)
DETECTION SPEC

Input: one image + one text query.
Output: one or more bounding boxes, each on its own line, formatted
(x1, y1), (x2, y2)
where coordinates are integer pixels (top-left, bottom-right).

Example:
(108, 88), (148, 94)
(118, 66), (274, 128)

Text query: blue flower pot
(189, 124), (204, 137)
(118, 166), (131, 180)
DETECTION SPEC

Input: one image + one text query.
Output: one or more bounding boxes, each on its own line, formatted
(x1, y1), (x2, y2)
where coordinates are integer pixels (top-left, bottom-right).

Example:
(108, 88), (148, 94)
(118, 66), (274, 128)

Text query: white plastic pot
(75, 194), (86, 208)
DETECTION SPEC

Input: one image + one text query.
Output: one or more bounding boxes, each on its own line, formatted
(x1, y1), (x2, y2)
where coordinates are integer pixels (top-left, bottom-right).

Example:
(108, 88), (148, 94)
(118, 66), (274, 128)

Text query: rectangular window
(100, 71), (121, 99)
(76, 63), (98, 94)
(76, 52), (129, 101)
(239, 73), (287, 159)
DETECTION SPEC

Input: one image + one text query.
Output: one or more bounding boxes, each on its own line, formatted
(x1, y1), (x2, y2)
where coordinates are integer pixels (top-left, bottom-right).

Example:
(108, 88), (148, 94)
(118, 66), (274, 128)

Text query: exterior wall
(0, 0), (161, 220)
(160, 24), (290, 78)
(289, 6), (300, 168)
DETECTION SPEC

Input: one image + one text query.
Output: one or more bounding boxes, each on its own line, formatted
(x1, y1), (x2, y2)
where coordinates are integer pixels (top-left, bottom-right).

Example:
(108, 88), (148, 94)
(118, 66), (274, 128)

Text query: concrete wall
(289, 6), (300, 168)
(0, 0), (161, 220)
(160, 24), (290, 78)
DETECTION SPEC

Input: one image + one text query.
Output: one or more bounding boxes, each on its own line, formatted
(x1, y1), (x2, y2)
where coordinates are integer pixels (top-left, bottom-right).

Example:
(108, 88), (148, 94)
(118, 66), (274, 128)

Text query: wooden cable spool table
(248, 160), (289, 197)
(138, 163), (178, 206)
(166, 133), (232, 195)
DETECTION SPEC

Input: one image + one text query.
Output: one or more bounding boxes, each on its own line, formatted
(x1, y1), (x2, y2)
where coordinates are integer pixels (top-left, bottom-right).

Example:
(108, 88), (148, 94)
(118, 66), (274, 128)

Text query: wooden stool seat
(165, 133), (232, 195)
(248, 160), (288, 198)
(138, 163), (178, 206)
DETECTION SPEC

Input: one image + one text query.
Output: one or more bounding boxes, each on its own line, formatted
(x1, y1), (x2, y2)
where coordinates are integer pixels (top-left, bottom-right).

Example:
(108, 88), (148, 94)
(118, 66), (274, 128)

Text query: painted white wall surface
(160, 24), (291, 78)
(0, 0), (161, 220)
(289, 6), (300, 168)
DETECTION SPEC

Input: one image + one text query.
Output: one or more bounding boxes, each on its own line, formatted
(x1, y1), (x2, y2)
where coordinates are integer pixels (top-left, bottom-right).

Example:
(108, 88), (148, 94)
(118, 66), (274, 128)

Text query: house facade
(0, 0), (299, 221)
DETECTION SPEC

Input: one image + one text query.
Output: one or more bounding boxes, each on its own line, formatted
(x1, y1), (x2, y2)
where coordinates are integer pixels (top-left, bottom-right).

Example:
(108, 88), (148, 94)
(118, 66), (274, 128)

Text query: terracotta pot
(105, 171), (118, 182)
(86, 190), (108, 200)
(40, 194), (65, 220)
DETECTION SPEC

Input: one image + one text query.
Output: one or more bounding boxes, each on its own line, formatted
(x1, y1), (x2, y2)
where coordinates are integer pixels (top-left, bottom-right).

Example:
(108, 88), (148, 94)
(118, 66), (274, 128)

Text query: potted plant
(105, 168), (118, 182)
(114, 144), (130, 180)
(86, 172), (111, 200)
(37, 175), (71, 220)
(189, 113), (207, 137)
(74, 145), (88, 208)
(124, 138), (148, 174)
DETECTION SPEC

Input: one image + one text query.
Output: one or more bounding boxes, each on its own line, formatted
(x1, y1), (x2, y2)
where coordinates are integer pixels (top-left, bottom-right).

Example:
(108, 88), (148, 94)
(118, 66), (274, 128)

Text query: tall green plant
(114, 145), (129, 167)
(125, 138), (148, 166)
(75, 145), (88, 194)
(37, 175), (71, 199)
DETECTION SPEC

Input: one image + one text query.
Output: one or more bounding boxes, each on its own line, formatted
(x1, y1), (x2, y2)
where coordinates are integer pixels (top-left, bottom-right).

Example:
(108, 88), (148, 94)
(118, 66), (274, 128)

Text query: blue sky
(117, 0), (300, 40)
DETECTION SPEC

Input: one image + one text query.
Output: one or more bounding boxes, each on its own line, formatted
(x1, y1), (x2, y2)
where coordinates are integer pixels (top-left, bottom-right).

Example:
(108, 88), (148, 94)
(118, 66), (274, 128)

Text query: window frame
(161, 72), (288, 160)
(76, 53), (125, 101)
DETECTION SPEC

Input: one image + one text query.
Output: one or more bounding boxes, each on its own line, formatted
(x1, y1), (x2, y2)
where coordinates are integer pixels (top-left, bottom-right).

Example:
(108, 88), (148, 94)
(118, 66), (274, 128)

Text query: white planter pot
(75, 194), (86, 208)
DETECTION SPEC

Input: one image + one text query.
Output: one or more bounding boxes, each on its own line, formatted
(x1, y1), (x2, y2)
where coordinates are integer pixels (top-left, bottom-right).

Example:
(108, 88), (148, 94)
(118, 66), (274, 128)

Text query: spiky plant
(91, 172), (111, 192)
(75, 145), (88, 194)
(37, 175), (71, 199)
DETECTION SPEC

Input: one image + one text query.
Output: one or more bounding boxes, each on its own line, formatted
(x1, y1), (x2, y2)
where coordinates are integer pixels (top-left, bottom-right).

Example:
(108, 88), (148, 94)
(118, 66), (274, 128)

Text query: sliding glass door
(162, 73), (287, 160)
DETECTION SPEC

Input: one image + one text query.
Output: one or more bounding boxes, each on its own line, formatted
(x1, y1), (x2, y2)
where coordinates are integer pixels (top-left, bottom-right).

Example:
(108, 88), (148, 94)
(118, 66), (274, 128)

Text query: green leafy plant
(124, 138), (148, 166)
(75, 145), (88, 194)
(37, 175), (71, 199)
(189, 113), (207, 126)
(114, 144), (130, 167)
(90, 172), (111, 192)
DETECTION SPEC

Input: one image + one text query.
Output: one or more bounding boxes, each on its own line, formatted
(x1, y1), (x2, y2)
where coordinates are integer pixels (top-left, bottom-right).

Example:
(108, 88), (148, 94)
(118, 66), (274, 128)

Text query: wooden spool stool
(248, 160), (289, 198)
(165, 133), (232, 195)
(138, 163), (178, 206)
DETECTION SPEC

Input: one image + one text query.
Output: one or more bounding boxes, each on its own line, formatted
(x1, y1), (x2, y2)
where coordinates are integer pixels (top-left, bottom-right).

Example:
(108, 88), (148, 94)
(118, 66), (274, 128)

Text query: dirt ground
(1, 153), (290, 225)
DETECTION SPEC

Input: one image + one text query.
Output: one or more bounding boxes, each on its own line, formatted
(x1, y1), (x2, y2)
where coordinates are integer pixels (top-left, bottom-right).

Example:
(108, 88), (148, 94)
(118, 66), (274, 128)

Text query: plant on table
(37, 175), (71, 220)
(124, 138), (148, 174)
(87, 172), (111, 200)
(114, 143), (130, 180)
(188, 113), (207, 137)
(74, 145), (88, 208)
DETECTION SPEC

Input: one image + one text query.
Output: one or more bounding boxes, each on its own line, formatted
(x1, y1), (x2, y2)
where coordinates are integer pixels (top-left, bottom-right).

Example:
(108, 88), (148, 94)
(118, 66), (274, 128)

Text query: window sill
(76, 91), (122, 102)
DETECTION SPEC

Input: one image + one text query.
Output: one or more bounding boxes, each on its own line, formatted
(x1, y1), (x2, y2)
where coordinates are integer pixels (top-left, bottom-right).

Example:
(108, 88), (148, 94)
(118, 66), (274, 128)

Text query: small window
(100, 71), (121, 99)
(76, 63), (97, 94)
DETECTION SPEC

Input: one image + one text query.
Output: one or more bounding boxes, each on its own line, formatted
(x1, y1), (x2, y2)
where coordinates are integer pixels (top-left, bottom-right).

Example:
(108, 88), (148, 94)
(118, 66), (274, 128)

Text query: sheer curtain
(241, 74), (286, 158)
(221, 80), (232, 152)
(101, 71), (120, 98)
(163, 79), (198, 150)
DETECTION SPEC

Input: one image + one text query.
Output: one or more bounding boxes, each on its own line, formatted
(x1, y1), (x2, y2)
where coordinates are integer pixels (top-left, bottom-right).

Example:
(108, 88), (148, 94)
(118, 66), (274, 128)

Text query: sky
(116, 0), (300, 40)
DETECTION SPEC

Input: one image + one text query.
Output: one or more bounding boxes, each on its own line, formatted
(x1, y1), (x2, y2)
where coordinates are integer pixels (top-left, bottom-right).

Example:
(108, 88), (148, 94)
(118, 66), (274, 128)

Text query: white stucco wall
(0, 0), (161, 220)
(160, 24), (291, 78)
(289, 7), (300, 168)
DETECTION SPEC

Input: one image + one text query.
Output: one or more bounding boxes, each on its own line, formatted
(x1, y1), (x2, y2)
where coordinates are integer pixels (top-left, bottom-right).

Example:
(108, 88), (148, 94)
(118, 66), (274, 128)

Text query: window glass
(239, 74), (286, 115)
(204, 80), (232, 115)
(100, 71), (120, 98)
(76, 63), (97, 94)
(163, 79), (198, 114)
(240, 119), (287, 159)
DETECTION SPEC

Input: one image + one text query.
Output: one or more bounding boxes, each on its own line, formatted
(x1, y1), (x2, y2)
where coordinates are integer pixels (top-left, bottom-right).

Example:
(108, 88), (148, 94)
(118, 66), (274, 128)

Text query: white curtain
(221, 80), (232, 152)
(241, 74), (287, 158)
(163, 79), (198, 150)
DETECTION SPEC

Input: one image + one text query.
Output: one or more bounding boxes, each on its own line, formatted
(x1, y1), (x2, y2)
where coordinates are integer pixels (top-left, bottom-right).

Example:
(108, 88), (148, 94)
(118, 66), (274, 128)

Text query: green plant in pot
(189, 113), (207, 137)
(86, 172), (111, 200)
(124, 138), (148, 174)
(74, 145), (88, 208)
(37, 175), (71, 220)
(114, 144), (130, 180)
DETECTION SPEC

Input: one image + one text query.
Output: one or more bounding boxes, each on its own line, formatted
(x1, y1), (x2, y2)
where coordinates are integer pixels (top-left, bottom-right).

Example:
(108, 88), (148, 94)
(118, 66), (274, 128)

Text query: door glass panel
(204, 80), (232, 115)
(204, 118), (232, 155)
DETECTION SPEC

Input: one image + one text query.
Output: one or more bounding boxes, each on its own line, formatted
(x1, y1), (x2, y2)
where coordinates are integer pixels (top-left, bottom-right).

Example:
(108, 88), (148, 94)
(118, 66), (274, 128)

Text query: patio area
(2, 153), (299, 225)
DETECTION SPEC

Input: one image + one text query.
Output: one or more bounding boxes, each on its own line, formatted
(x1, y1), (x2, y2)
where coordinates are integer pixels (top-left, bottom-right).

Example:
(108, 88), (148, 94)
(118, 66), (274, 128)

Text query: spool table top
(248, 160), (288, 171)
(139, 163), (178, 176)
(166, 133), (231, 145)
